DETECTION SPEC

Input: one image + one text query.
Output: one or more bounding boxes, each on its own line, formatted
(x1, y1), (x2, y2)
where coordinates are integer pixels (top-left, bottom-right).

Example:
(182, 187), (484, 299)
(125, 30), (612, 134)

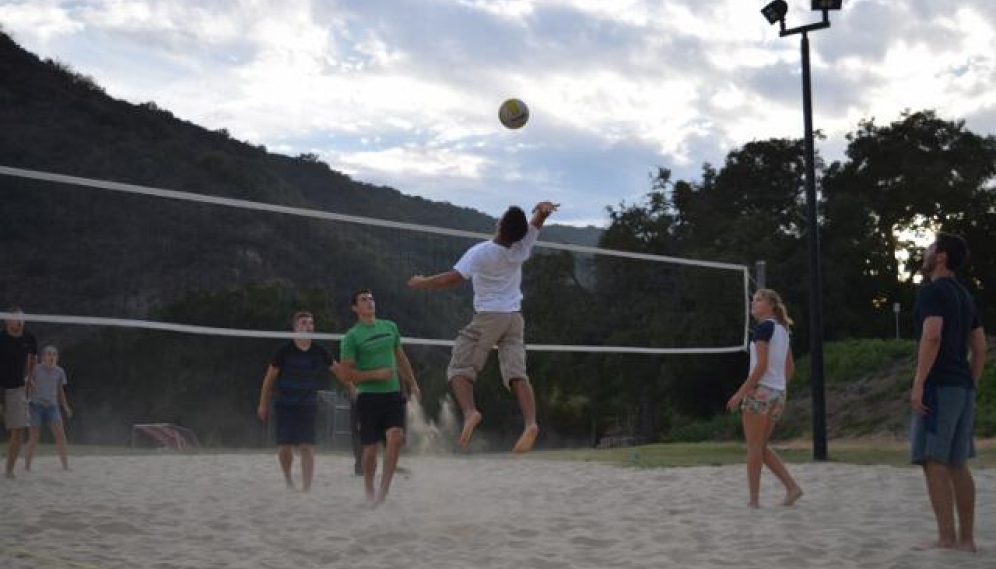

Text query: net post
(754, 260), (767, 289)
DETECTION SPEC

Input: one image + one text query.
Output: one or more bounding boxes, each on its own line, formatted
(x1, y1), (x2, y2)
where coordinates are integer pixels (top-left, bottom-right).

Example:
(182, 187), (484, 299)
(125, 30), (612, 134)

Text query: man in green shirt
(333, 289), (420, 504)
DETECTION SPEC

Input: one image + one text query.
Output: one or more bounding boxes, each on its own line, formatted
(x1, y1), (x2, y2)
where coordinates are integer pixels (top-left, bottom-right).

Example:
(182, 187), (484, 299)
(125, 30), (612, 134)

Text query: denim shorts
(29, 401), (63, 426)
(910, 385), (975, 465)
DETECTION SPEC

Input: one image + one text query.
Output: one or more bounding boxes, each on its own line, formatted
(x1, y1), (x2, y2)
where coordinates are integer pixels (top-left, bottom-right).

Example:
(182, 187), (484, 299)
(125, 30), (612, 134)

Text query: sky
(1, 0), (994, 227)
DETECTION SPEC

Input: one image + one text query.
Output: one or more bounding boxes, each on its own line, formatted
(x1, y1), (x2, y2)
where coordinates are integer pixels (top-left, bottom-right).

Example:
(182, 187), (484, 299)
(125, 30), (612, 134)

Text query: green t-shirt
(340, 319), (401, 394)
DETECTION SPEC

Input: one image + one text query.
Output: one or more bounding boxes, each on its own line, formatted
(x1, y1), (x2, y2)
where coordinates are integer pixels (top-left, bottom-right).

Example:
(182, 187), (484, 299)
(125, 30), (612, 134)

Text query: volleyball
(499, 98), (529, 129)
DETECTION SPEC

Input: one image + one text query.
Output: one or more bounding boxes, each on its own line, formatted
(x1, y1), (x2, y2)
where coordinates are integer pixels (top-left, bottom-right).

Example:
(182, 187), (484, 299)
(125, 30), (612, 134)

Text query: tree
(822, 110), (996, 335)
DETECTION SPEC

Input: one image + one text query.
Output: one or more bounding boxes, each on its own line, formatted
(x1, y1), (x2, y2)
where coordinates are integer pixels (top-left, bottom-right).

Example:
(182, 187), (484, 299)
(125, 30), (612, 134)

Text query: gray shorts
(910, 385), (975, 466)
(4, 387), (30, 430)
(448, 312), (528, 389)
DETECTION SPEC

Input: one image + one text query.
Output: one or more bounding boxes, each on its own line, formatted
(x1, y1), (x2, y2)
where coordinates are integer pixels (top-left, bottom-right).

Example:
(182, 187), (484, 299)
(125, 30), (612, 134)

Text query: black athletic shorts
(356, 392), (406, 446)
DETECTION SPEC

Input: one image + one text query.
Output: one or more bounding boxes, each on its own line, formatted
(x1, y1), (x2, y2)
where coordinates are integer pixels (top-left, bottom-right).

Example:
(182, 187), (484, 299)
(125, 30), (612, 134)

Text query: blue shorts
(29, 402), (62, 427)
(274, 404), (316, 446)
(910, 385), (975, 466)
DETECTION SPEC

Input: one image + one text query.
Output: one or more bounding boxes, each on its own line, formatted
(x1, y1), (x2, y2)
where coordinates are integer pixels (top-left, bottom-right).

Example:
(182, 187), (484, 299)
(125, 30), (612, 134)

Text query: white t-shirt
(454, 225), (539, 312)
(748, 319), (790, 390)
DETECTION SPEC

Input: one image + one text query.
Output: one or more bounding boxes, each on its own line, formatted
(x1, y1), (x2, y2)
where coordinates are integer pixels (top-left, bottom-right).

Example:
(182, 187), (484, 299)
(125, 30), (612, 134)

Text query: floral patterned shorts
(740, 385), (786, 420)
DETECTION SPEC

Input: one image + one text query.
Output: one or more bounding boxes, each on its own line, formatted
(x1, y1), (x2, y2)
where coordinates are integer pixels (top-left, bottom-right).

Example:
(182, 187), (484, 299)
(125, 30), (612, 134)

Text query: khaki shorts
(4, 387), (30, 429)
(448, 312), (528, 389)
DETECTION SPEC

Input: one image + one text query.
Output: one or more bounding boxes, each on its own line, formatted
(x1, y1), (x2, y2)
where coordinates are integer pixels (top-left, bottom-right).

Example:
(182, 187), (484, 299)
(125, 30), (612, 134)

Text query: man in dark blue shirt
(256, 311), (336, 492)
(910, 233), (986, 553)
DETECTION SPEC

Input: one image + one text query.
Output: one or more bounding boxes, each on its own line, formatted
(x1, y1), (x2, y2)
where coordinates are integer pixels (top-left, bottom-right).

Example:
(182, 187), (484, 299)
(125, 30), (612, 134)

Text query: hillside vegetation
(668, 338), (996, 443)
(783, 338), (995, 439)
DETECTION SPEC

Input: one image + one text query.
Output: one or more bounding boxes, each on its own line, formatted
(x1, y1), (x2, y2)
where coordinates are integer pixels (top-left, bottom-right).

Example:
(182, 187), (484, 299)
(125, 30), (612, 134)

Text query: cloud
(0, 0), (81, 42)
(0, 0), (993, 226)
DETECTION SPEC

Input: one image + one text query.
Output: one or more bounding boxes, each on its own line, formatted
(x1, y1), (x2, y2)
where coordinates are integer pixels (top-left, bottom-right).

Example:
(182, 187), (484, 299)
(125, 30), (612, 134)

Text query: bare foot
(747, 501), (760, 509)
(458, 410), (482, 448)
(782, 487), (804, 506)
(957, 540), (977, 553)
(512, 423), (539, 454)
(912, 540), (957, 551)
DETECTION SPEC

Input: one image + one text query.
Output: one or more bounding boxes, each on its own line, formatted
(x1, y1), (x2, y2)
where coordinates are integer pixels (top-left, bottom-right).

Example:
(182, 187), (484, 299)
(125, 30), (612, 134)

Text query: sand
(1, 452), (992, 569)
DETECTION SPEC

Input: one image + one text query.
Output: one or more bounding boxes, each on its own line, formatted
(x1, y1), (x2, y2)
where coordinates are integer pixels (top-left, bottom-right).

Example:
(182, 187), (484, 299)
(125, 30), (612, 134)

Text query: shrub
(668, 413), (741, 442)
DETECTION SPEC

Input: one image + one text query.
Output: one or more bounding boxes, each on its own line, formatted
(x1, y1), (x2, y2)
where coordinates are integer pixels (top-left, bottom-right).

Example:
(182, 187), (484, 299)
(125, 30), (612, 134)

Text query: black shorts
(274, 404), (316, 446)
(356, 392), (406, 446)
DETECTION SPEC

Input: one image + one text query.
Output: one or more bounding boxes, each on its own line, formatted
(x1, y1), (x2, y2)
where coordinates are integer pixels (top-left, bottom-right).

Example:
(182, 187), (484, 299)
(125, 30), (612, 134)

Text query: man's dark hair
(350, 289), (373, 306)
(935, 232), (969, 272)
(498, 206), (529, 244)
(292, 311), (314, 326)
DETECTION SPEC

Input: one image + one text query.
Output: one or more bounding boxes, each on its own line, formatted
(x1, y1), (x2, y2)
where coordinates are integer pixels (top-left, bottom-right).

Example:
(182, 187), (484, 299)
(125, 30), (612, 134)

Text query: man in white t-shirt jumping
(407, 201), (558, 453)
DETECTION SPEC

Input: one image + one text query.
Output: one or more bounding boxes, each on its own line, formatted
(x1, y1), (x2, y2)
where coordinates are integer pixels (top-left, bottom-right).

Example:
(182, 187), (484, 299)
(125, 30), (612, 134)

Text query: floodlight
(811, 0), (842, 10)
(761, 1), (788, 25)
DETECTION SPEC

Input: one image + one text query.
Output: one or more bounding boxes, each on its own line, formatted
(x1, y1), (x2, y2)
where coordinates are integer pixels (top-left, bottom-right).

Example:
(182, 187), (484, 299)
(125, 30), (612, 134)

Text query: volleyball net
(0, 164), (750, 355)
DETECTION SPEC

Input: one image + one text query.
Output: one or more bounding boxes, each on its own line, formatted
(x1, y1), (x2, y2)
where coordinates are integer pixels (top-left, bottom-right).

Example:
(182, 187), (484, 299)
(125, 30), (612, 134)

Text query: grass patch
(667, 413), (742, 443)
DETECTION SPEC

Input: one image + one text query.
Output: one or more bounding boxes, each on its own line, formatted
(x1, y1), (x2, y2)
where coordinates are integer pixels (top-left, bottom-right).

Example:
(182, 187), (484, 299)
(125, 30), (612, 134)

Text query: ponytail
(756, 288), (794, 331)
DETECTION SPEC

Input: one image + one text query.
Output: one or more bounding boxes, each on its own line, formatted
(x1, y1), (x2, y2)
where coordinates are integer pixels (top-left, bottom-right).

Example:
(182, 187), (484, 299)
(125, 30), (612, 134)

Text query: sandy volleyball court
(1, 452), (993, 569)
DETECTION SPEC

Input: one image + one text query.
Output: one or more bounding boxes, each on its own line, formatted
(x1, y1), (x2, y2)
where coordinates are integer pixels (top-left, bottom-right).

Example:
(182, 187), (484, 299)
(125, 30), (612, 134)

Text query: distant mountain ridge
(0, 31), (600, 329)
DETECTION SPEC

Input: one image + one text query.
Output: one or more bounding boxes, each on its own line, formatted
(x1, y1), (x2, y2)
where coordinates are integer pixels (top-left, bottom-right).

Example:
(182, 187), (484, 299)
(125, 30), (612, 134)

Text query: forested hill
(0, 31), (607, 445)
(0, 30), (599, 326)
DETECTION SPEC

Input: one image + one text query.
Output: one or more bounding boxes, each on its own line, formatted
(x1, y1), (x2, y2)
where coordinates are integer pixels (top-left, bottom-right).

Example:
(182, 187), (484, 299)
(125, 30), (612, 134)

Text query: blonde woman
(726, 289), (803, 508)
(24, 345), (73, 471)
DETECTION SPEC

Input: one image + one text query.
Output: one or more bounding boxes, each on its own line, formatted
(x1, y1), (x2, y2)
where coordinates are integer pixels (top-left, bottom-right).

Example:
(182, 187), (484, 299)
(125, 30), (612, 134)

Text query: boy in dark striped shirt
(256, 311), (390, 492)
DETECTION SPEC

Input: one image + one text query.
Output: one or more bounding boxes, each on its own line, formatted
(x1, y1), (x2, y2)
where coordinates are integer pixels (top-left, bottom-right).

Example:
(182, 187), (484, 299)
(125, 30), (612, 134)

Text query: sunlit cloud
(0, 0), (81, 42)
(0, 0), (993, 226)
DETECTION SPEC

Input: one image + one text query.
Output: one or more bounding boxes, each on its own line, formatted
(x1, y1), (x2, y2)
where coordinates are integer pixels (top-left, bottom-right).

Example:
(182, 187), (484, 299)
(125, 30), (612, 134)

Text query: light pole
(761, 0), (842, 461)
